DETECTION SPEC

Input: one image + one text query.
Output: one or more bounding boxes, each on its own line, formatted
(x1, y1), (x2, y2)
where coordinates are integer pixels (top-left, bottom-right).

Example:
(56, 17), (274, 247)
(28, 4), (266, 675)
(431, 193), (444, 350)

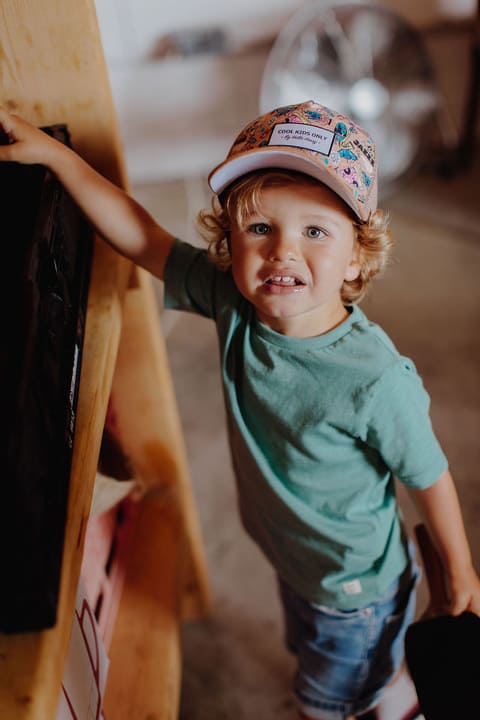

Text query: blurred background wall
(94, 0), (478, 186)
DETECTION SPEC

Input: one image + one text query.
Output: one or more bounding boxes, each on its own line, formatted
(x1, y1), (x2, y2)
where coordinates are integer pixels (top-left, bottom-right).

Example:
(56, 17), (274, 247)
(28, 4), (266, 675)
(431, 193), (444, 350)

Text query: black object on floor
(405, 525), (480, 719)
(0, 125), (93, 633)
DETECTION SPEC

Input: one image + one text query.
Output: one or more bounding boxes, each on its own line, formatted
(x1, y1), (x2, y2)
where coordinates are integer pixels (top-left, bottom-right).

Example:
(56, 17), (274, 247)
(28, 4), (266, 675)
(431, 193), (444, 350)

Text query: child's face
(229, 180), (361, 338)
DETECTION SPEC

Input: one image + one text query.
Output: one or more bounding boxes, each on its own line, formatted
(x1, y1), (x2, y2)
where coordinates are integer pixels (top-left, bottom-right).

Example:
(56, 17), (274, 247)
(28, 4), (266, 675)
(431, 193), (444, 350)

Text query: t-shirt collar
(253, 305), (364, 350)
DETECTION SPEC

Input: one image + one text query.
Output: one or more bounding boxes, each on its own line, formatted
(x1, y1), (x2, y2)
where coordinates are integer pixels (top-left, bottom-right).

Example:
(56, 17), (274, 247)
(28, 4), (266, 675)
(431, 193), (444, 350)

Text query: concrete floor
(133, 153), (480, 719)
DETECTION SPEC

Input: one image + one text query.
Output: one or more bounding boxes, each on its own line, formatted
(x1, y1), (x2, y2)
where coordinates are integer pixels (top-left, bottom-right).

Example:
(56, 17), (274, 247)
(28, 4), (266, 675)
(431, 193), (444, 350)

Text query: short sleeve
(163, 239), (219, 319)
(362, 359), (448, 489)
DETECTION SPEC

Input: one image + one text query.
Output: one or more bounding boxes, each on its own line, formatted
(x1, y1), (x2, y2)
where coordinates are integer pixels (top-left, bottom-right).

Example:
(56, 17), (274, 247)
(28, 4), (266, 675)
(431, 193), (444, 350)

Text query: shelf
(0, 1), (210, 717)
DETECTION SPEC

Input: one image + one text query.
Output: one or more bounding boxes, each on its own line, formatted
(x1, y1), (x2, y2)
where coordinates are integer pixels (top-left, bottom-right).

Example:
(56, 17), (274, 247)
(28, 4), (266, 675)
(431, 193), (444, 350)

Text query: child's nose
(267, 232), (299, 262)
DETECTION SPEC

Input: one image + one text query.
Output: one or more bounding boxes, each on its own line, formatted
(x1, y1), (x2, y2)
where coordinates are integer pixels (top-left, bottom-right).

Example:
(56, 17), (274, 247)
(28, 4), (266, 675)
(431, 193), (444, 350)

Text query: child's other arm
(408, 468), (480, 616)
(0, 109), (175, 279)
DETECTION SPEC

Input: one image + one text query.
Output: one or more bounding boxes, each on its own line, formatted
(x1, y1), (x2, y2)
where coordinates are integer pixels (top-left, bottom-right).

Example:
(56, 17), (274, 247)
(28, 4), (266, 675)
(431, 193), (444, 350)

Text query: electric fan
(260, 0), (440, 195)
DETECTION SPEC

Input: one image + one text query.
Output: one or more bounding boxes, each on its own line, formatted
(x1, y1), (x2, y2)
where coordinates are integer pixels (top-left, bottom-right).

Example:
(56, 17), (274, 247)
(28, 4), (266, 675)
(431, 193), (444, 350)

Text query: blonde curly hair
(198, 169), (394, 304)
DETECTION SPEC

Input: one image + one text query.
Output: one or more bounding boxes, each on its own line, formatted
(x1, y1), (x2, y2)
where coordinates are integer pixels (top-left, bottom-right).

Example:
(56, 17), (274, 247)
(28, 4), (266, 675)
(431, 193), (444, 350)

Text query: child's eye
(305, 226), (326, 239)
(248, 223), (270, 235)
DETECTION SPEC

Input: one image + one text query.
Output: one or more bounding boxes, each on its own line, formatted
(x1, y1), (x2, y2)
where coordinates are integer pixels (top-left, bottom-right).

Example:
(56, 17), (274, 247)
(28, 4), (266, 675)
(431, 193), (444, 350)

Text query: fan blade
(345, 6), (397, 77)
(320, 7), (362, 84)
(269, 69), (350, 114)
(389, 84), (439, 124)
(366, 116), (417, 185)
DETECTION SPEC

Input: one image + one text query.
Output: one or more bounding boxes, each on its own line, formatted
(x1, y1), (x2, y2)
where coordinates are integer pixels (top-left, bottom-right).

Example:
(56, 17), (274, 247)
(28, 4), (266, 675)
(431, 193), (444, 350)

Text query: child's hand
(447, 566), (480, 617)
(0, 108), (57, 165)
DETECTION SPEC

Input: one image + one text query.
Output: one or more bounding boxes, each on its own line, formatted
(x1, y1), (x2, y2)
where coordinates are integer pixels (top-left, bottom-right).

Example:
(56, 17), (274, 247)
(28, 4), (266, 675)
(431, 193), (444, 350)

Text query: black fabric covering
(0, 125), (92, 632)
(405, 610), (480, 719)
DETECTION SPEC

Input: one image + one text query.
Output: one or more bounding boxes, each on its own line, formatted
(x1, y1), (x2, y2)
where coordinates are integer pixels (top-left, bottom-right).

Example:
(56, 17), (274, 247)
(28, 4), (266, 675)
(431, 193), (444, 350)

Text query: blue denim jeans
(278, 547), (420, 720)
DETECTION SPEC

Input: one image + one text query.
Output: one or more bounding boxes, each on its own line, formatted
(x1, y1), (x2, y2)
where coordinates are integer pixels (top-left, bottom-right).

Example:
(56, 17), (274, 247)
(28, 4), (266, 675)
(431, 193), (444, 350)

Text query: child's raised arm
(0, 109), (175, 279)
(408, 469), (480, 616)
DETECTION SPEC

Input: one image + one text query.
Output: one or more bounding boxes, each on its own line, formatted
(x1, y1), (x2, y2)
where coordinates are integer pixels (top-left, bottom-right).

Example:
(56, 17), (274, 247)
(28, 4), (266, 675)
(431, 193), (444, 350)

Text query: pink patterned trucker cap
(208, 100), (377, 222)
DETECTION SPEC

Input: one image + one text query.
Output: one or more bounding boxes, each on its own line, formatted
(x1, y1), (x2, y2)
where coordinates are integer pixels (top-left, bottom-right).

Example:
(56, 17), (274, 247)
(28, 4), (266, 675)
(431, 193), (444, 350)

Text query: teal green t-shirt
(164, 239), (448, 609)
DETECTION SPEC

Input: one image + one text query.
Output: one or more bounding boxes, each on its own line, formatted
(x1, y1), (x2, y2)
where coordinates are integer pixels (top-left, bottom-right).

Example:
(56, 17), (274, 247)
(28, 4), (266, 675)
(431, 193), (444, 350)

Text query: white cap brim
(208, 147), (375, 222)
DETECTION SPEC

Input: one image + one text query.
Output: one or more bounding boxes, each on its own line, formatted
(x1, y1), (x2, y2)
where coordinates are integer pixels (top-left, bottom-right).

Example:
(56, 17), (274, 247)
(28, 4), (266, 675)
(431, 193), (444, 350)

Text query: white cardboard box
(57, 578), (109, 720)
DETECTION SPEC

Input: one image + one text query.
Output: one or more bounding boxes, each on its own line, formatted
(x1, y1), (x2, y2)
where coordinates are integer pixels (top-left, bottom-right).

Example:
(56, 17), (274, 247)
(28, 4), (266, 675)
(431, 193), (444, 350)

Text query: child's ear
(345, 259), (361, 281)
(344, 244), (362, 281)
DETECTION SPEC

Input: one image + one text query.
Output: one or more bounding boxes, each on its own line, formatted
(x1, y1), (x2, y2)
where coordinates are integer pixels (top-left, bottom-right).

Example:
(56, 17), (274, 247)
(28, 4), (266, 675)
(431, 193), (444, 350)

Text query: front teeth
(271, 275), (296, 285)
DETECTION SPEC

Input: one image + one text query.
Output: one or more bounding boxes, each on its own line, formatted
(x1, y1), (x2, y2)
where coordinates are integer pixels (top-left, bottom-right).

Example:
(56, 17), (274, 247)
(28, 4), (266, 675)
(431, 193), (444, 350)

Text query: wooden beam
(103, 489), (185, 719)
(0, 1), (131, 717)
(109, 268), (212, 618)
(0, 0), (128, 182)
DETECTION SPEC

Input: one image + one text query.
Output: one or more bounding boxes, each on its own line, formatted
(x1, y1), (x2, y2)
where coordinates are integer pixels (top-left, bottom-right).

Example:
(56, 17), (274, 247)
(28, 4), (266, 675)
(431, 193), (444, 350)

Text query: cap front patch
(269, 123), (335, 156)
